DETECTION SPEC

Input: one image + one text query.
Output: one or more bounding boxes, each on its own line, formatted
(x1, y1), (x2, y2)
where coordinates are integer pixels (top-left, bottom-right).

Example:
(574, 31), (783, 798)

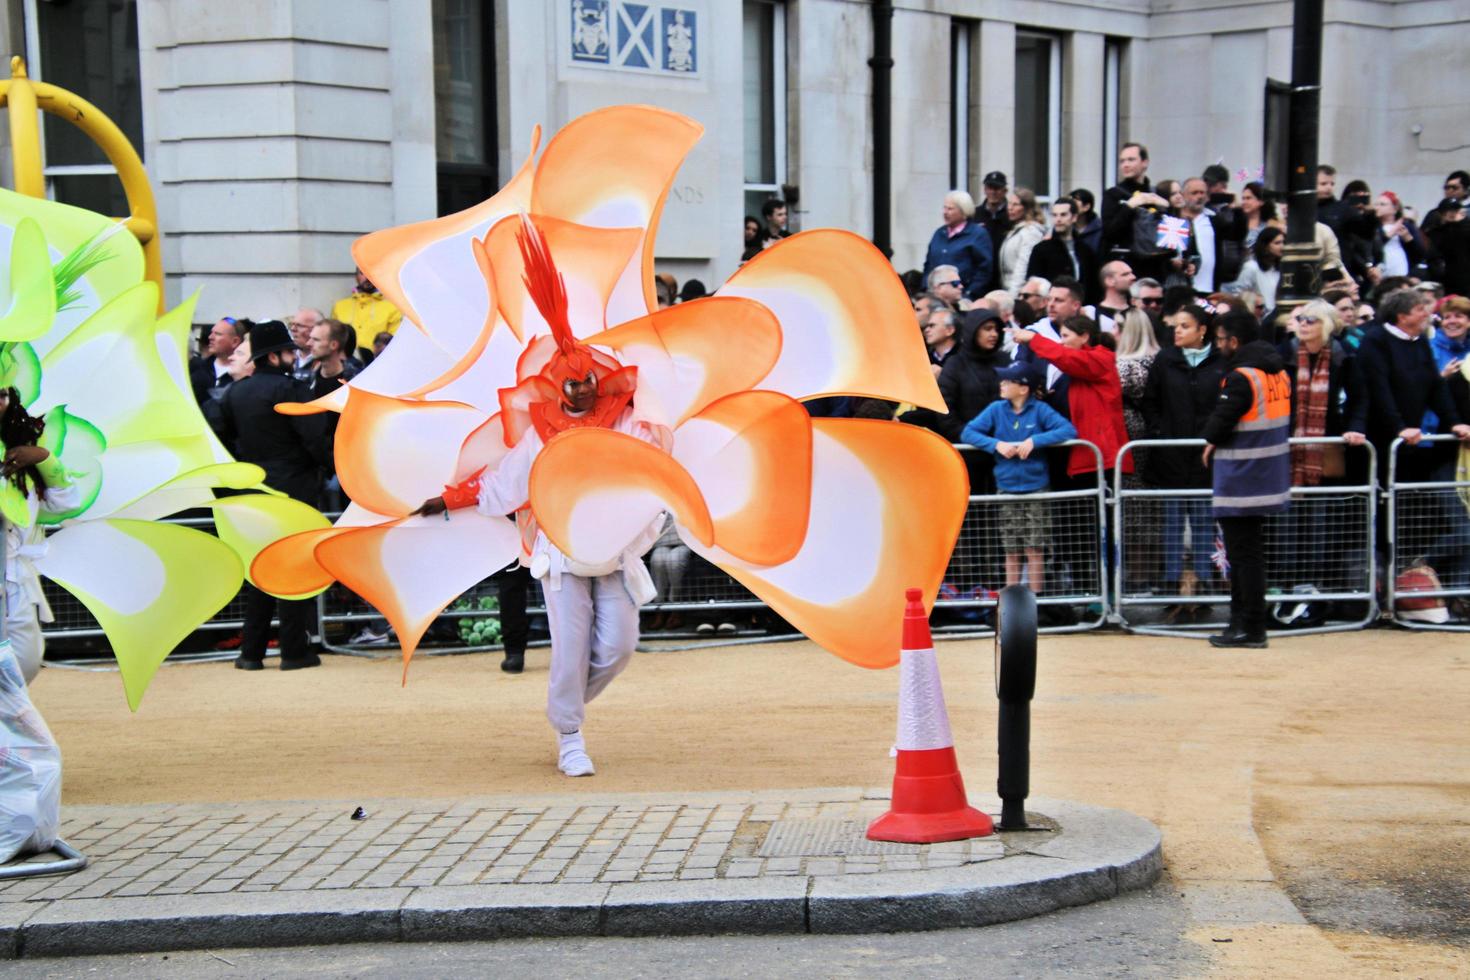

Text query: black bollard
(994, 585), (1038, 830)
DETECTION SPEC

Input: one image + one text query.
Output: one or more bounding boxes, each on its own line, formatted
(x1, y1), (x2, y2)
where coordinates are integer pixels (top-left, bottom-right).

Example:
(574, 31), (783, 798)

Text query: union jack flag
(1157, 215), (1192, 251)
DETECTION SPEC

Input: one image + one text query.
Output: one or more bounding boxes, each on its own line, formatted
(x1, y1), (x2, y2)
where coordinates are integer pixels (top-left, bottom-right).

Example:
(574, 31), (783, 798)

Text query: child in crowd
(961, 363), (1076, 593)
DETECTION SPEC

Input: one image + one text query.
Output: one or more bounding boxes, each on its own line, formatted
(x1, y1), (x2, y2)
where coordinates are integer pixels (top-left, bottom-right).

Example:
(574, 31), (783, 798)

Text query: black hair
(1253, 226), (1284, 270)
(1051, 197), (1079, 217)
(1216, 310), (1260, 345)
(1122, 142), (1149, 161)
(1069, 188), (1095, 211)
(1201, 164), (1230, 187)
(0, 387), (47, 497)
(1049, 275), (1083, 304)
(1242, 181), (1277, 221)
(760, 198), (787, 220)
(1317, 164), (1337, 178)
(1160, 285), (1200, 317)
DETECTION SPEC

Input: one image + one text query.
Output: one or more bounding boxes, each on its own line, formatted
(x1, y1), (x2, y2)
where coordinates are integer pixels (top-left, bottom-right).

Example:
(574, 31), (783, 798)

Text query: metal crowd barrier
(933, 440), (1110, 638)
(1112, 437), (1379, 637)
(1386, 434), (1470, 631)
(46, 431), (1467, 657)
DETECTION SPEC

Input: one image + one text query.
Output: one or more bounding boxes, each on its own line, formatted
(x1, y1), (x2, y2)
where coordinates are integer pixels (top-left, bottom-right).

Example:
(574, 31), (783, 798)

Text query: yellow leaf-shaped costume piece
(35, 520), (245, 710)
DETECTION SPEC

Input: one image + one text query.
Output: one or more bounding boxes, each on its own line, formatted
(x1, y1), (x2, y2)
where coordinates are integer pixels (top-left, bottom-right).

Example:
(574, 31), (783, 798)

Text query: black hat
(248, 320), (296, 361)
(1439, 197), (1463, 212)
(995, 361), (1041, 388)
(982, 171), (1007, 188)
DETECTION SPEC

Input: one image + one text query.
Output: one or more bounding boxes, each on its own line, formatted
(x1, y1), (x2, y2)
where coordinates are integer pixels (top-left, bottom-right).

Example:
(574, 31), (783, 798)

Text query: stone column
(140, 0), (431, 320)
(1061, 32), (1104, 200)
(975, 19), (1015, 180)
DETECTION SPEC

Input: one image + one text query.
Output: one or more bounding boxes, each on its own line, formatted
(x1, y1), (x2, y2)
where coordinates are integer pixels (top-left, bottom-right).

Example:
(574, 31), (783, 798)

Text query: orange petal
(720, 230), (946, 412)
(587, 296), (782, 427)
(353, 126), (540, 339)
(455, 413), (514, 482)
(251, 503), (397, 596)
(334, 389), (488, 516)
(529, 427), (713, 565)
(531, 106), (703, 324)
(314, 511), (522, 668)
(681, 420), (968, 669)
(480, 213), (642, 343)
(671, 391), (811, 565)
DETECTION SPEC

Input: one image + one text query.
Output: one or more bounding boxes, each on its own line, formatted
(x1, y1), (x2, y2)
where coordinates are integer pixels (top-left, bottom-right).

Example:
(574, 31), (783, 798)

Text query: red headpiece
(495, 216), (637, 444)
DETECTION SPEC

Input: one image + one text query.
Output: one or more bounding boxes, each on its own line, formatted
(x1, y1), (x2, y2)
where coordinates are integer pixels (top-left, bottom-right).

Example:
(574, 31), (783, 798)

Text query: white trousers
(5, 584), (43, 684)
(541, 571), (639, 733)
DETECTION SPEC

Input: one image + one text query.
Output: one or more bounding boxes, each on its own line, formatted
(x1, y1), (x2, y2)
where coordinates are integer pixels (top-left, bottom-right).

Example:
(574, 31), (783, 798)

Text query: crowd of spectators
(887, 155), (1469, 623)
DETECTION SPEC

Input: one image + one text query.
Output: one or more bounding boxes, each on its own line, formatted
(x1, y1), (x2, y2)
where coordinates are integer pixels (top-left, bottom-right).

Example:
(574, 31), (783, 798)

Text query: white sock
(557, 730), (595, 777)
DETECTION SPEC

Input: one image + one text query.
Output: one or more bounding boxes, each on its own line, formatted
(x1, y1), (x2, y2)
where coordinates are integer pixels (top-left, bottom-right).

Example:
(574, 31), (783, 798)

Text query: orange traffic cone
(867, 588), (994, 844)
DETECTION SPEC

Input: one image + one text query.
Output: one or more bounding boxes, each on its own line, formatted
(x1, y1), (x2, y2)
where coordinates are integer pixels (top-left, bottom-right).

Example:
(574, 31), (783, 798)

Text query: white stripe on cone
(894, 646), (953, 751)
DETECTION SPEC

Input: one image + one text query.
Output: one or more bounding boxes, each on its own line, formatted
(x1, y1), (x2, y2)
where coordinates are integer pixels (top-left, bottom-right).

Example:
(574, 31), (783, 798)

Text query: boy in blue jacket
(961, 362), (1077, 592)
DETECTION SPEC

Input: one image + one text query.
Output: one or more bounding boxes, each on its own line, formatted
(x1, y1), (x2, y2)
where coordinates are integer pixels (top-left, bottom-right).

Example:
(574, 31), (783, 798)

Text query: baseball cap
(983, 171), (1007, 188)
(995, 362), (1040, 387)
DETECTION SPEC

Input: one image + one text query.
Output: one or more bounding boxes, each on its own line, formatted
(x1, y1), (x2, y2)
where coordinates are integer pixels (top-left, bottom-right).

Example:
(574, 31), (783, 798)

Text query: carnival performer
(416, 222), (665, 777)
(0, 387), (81, 683)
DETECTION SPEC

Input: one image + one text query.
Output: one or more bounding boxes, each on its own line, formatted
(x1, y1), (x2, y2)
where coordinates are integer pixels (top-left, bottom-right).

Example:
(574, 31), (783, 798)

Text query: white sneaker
(350, 627), (390, 646)
(557, 731), (595, 777)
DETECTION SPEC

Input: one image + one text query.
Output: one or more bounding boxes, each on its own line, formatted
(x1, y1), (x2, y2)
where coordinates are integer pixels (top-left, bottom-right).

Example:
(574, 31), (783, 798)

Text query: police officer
(217, 320), (332, 670)
(1201, 311), (1292, 649)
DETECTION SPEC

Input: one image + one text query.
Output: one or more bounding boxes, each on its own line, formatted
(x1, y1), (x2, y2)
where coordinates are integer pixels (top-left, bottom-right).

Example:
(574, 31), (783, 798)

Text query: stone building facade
(0, 0), (1463, 323)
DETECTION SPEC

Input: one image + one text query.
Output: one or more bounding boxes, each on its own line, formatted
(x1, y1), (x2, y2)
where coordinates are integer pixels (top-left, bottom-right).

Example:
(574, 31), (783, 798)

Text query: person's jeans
(1162, 498), (1215, 587)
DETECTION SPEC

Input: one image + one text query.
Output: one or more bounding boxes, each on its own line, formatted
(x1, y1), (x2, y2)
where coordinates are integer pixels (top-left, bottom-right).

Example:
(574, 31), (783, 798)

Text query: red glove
(441, 467), (486, 510)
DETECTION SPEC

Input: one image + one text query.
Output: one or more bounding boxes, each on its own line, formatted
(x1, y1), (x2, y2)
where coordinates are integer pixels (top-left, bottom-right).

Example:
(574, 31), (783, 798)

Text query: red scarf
(1290, 343), (1331, 485)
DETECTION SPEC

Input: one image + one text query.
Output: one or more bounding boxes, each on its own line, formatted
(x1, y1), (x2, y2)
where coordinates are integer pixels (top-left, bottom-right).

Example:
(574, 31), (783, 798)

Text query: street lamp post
(1278, 0), (1325, 307)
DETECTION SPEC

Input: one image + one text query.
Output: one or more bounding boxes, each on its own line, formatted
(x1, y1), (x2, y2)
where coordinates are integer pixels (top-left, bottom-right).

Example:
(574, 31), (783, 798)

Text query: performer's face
(562, 374), (598, 413)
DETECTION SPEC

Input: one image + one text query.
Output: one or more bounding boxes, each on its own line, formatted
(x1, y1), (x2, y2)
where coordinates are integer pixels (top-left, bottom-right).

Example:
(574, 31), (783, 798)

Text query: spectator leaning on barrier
(1358, 288), (1470, 483)
(1145, 301), (1226, 617)
(1200, 311), (1292, 649)
(922, 190), (994, 302)
(960, 361), (1076, 599)
(928, 308), (1011, 492)
(1280, 300), (1368, 485)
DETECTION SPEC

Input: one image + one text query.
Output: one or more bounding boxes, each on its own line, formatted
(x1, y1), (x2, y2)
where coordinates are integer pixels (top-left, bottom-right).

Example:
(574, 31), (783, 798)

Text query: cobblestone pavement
(0, 790), (1016, 903)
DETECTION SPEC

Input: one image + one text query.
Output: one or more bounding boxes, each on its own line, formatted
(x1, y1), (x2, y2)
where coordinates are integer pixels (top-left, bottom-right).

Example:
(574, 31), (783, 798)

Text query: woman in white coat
(1, 387), (80, 683)
(998, 187), (1047, 296)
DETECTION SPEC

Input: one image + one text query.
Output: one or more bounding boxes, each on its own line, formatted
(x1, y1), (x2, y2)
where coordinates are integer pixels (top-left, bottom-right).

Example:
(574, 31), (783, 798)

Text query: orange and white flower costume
(253, 106), (971, 703)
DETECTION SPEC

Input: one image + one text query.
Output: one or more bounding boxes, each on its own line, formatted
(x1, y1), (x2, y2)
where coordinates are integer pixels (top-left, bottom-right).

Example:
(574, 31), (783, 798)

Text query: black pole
(869, 0), (893, 258)
(1279, 0), (1324, 304)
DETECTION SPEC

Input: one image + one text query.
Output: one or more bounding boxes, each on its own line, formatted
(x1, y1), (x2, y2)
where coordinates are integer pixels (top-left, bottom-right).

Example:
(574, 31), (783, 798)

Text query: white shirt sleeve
(474, 428), (541, 517)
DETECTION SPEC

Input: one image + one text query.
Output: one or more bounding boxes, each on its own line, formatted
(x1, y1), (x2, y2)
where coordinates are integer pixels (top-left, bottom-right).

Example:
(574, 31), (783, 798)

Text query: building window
(1103, 39), (1123, 189)
(433, 0), (497, 217)
(1014, 30), (1061, 198)
(949, 21), (973, 191)
(25, 0), (143, 217)
(743, 0), (786, 223)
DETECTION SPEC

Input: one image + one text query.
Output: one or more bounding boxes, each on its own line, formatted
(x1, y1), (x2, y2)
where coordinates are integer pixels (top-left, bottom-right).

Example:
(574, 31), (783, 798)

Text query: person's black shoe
(1208, 629), (1268, 649)
(501, 651), (524, 674)
(280, 653), (322, 671)
(234, 657), (264, 671)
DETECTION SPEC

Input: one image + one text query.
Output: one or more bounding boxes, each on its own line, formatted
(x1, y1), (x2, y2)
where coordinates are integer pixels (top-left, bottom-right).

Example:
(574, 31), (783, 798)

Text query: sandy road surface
(30, 630), (1470, 975)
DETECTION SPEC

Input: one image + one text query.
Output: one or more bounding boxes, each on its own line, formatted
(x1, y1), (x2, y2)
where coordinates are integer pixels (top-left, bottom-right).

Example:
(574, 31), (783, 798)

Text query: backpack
(1132, 207), (1170, 257)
